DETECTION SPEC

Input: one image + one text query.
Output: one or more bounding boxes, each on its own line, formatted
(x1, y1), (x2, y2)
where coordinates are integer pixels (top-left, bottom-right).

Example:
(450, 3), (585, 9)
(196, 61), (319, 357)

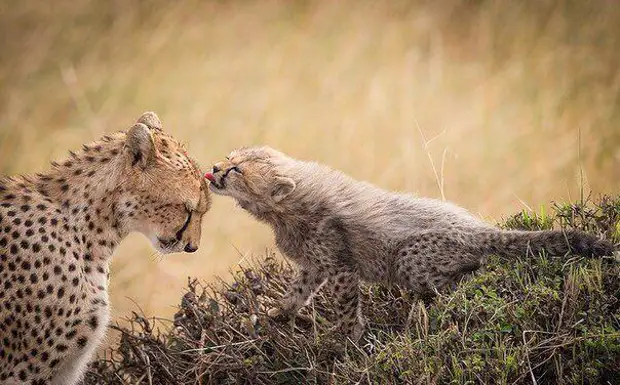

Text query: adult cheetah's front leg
(51, 310), (109, 385)
(51, 347), (95, 385)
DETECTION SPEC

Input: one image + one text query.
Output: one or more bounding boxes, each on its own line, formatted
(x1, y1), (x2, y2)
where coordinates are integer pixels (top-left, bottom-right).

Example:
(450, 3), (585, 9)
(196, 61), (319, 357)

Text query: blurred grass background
(0, 0), (619, 328)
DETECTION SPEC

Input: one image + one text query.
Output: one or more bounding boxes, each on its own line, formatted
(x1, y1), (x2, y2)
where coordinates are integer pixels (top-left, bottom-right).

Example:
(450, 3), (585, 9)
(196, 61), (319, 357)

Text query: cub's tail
(476, 229), (614, 258)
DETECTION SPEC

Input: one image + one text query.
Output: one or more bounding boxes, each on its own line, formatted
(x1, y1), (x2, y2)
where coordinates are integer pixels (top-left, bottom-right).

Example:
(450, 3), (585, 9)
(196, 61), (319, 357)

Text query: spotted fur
(206, 146), (613, 339)
(0, 112), (210, 384)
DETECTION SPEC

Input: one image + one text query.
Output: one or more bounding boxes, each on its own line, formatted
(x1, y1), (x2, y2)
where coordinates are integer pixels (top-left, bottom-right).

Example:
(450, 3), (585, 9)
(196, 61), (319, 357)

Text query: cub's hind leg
(394, 231), (482, 296)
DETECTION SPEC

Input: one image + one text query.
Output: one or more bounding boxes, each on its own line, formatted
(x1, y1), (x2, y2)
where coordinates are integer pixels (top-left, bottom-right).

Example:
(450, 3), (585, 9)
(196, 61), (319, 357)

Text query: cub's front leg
(325, 268), (365, 340)
(267, 266), (328, 318)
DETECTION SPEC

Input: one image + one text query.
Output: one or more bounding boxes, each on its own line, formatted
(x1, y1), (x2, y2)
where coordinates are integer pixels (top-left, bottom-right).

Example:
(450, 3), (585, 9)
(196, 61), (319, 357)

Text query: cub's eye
(222, 166), (242, 179)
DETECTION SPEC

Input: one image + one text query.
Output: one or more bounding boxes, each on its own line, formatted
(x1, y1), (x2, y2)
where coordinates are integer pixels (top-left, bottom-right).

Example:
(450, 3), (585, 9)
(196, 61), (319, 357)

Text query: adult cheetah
(0, 112), (211, 384)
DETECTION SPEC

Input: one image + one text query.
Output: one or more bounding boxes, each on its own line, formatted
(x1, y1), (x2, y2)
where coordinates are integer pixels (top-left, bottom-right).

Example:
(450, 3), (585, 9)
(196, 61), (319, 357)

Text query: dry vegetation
(84, 197), (620, 384)
(1, 0), (619, 326)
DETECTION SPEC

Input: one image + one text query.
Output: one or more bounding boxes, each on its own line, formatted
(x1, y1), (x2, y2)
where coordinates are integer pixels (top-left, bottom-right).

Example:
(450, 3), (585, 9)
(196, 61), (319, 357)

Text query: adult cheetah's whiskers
(149, 250), (164, 263)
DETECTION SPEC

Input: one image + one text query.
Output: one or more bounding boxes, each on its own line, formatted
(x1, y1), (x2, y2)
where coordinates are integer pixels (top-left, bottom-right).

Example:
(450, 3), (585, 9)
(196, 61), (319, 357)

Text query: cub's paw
(266, 306), (298, 322)
(351, 319), (366, 342)
(333, 317), (366, 342)
(267, 307), (287, 319)
(267, 306), (317, 329)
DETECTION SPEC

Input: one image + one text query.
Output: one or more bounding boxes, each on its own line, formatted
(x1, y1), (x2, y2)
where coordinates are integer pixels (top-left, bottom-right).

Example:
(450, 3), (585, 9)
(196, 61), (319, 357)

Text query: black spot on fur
(88, 316), (99, 330)
(77, 336), (88, 348)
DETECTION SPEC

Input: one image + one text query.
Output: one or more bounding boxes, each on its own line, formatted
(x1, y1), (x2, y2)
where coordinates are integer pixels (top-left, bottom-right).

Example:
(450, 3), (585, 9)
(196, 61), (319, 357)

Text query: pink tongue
(204, 173), (216, 183)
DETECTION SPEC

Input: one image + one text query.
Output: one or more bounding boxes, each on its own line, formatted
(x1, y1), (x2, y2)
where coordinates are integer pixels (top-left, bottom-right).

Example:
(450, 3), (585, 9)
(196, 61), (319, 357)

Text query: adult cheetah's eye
(230, 166), (242, 174)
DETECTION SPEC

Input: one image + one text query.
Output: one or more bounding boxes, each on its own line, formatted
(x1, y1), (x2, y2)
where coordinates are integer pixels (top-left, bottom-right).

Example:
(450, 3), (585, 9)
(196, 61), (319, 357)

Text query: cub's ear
(271, 177), (296, 203)
(125, 123), (156, 169)
(136, 111), (163, 131)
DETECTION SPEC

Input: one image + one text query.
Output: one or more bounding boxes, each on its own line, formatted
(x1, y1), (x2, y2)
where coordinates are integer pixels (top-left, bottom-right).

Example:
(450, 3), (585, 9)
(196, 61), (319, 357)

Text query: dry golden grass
(1, 0), (618, 326)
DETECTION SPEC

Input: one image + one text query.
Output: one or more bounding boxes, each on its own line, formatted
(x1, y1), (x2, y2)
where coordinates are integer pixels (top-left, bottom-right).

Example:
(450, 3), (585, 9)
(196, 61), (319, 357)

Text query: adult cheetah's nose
(184, 243), (198, 253)
(212, 165), (221, 173)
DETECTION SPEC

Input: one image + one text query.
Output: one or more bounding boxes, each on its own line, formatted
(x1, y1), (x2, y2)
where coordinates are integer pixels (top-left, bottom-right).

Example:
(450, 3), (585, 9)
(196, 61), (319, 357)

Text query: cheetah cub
(0, 112), (210, 384)
(205, 146), (613, 340)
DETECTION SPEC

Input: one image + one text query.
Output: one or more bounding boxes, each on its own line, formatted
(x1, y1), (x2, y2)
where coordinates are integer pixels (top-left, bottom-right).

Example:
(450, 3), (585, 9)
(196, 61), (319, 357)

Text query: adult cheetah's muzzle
(157, 238), (198, 253)
(184, 244), (198, 253)
(157, 237), (178, 249)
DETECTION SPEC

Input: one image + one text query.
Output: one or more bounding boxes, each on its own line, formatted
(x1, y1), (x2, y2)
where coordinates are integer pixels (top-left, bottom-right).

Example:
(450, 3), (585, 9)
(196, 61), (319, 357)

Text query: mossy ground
(86, 196), (619, 385)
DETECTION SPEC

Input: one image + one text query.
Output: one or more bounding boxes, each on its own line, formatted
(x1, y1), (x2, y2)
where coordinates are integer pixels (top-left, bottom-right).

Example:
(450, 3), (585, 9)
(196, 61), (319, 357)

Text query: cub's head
(118, 112), (211, 254)
(205, 146), (296, 215)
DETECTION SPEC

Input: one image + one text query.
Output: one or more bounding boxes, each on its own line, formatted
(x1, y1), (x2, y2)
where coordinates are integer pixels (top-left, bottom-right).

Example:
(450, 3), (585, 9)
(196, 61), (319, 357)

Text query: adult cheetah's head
(119, 112), (211, 254)
(205, 146), (295, 214)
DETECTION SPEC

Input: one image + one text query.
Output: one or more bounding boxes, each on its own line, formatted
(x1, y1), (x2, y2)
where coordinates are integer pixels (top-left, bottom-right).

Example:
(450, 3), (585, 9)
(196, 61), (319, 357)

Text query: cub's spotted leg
(326, 269), (365, 340)
(394, 232), (482, 297)
(267, 267), (328, 318)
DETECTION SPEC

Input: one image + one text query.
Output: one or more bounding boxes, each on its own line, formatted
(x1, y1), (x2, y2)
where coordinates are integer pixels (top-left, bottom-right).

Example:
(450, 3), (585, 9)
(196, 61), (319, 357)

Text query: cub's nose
(184, 244), (198, 253)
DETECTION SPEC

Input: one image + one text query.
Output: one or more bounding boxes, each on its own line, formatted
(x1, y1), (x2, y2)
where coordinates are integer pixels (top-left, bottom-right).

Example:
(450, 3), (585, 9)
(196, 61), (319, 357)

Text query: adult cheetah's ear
(125, 123), (156, 170)
(271, 177), (296, 203)
(136, 111), (163, 131)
